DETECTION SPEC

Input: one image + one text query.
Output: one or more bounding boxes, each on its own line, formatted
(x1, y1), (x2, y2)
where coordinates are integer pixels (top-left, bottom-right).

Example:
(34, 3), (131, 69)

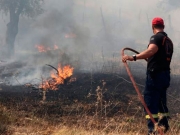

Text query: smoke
(0, 0), (180, 85)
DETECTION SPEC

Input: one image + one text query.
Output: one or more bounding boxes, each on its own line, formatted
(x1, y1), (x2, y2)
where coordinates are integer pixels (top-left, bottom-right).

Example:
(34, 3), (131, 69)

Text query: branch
(46, 64), (59, 75)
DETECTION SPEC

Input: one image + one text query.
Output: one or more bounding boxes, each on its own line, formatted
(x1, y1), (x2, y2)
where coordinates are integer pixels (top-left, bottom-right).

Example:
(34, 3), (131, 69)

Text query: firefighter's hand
(122, 55), (134, 63)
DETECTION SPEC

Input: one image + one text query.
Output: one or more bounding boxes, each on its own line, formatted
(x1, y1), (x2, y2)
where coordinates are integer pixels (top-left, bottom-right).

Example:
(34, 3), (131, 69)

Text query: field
(0, 67), (180, 135)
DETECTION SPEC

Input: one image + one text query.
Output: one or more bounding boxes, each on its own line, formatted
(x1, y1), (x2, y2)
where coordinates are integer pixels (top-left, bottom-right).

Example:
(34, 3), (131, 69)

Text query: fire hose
(121, 47), (164, 135)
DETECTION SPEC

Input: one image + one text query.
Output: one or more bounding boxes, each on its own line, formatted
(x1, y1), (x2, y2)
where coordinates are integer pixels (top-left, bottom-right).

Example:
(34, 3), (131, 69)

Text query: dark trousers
(144, 70), (170, 132)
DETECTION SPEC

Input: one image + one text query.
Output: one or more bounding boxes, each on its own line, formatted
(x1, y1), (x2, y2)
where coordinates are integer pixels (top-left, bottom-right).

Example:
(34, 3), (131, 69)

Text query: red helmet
(152, 17), (164, 25)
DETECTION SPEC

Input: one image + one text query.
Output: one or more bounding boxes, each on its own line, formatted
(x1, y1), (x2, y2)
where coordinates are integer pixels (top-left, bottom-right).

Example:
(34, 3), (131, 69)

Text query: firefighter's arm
(136, 44), (158, 60)
(122, 44), (158, 62)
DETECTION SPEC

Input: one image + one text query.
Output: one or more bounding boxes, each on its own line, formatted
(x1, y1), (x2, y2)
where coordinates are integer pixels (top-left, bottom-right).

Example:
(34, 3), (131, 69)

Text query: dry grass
(52, 126), (135, 135)
(0, 72), (180, 135)
(0, 98), (179, 135)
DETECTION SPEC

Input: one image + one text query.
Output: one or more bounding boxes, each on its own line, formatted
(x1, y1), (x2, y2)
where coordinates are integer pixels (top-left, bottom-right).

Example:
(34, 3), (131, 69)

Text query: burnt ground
(0, 70), (180, 134)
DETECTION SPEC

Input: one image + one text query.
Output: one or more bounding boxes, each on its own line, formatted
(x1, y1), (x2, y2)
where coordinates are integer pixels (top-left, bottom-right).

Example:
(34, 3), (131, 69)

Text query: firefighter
(122, 17), (173, 134)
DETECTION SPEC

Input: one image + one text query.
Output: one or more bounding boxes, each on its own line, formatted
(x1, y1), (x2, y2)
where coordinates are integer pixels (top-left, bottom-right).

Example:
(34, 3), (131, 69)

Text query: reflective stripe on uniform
(145, 114), (159, 119)
(158, 113), (169, 117)
(145, 113), (169, 119)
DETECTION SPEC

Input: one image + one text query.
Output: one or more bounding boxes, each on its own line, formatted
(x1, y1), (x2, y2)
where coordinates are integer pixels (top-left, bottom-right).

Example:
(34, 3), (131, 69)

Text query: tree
(0, 0), (44, 58)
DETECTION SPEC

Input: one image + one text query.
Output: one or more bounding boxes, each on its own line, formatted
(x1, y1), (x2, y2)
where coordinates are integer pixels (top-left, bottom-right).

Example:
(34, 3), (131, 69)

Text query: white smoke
(0, 0), (180, 85)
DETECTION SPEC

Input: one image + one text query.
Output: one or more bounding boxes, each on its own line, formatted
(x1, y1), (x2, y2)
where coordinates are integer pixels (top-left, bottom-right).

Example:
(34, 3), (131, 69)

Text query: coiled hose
(121, 47), (164, 135)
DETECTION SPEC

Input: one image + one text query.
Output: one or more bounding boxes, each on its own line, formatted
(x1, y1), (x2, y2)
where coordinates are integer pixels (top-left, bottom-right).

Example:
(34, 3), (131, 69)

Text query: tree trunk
(5, 10), (19, 58)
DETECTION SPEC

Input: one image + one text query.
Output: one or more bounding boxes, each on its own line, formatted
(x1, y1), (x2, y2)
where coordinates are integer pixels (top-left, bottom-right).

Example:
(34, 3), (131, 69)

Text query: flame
(65, 33), (76, 38)
(35, 44), (59, 52)
(40, 65), (74, 90)
(35, 45), (47, 52)
(54, 44), (58, 50)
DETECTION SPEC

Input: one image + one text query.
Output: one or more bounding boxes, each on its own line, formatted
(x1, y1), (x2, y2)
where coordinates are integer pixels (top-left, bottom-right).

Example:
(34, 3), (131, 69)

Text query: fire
(35, 44), (59, 52)
(54, 44), (58, 50)
(40, 65), (74, 90)
(65, 33), (76, 38)
(35, 45), (47, 52)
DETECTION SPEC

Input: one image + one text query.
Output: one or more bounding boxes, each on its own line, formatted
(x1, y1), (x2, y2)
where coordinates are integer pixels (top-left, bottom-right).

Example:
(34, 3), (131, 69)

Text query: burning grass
(35, 44), (59, 53)
(39, 64), (74, 91)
